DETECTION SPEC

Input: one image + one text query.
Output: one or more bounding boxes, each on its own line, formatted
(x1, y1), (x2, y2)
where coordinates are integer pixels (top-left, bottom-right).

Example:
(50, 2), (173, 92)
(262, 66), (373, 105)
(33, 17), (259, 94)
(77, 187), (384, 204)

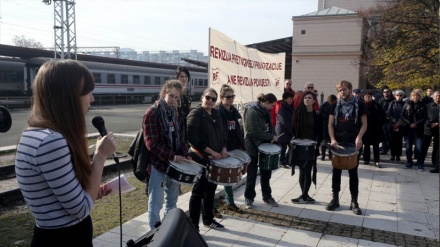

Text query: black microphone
(92, 116), (119, 164)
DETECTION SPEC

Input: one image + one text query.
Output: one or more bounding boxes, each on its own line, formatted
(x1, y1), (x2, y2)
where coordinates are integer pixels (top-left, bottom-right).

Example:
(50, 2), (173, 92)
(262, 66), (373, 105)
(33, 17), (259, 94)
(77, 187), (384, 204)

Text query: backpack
(128, 128), (150, 182)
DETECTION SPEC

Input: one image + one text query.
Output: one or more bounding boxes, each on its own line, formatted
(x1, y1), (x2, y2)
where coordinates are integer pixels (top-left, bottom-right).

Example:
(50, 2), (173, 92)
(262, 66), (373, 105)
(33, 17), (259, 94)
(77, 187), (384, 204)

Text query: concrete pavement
(93, 155), (439, 247)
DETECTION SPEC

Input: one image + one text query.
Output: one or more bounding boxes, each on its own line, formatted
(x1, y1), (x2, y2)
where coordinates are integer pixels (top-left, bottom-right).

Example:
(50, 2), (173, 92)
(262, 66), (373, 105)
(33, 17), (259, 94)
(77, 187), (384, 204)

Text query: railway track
(0, 157), (132, 206)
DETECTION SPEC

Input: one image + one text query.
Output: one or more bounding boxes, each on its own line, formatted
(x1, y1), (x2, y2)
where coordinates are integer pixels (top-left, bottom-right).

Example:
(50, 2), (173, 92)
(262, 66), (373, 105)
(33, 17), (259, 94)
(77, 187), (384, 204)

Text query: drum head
(212, 157), (242, 167)
(258, 143), (281, 154)
(0, 106), (12, 133)
(331, 142), (357, 156)
(291, 138), (316, 146)
(228, 149), (250, 163)
(169, 160), (202, 174)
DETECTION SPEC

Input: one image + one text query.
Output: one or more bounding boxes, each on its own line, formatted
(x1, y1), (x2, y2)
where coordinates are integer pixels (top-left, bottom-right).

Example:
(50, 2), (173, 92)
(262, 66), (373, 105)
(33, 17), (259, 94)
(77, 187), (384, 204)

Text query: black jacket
(400, 101), (427, 137)
(216, 103), (245, 150)
(275, 101), (294, 144)
(424, 102), (440, 136)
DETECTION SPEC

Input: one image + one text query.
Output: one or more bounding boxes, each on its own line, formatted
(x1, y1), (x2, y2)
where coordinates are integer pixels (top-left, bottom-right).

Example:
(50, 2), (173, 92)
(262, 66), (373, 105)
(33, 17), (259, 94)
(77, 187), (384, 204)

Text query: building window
(301, 30), (306, 35)
(93, 73), (101, 83)
(121, 74), (128, 84)
(133, 75), (140, 84)
(198, 79), (204, 86)
(164, 77), (169, 82)
(154, 76), (161, 85)
(144, 76), (151, 85)
(107, 74), (115, 84)
(204, 79), (208, 86)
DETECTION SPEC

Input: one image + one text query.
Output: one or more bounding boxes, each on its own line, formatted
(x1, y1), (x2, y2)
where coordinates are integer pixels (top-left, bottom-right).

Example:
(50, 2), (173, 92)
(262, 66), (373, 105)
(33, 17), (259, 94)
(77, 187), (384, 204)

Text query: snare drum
(228, 149), (251, 175)
(207, 157), (243, 185)
(330, 142), (358, 170)
(166, 160), (203, 185)
(258, 143), (281, 170)
(290, 139), (316, 161)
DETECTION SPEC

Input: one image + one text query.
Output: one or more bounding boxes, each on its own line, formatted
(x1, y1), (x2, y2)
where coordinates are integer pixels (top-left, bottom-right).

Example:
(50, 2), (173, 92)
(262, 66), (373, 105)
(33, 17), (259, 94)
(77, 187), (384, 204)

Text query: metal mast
(43, 0), (77, 59)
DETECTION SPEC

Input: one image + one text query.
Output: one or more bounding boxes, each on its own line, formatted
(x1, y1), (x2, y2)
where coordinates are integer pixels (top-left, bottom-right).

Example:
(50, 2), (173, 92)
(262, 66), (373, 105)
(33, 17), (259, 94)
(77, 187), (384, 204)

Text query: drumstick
(182, 158), (207, 168)
(336, 144), (345, 150)
(277, 133), (285, 138)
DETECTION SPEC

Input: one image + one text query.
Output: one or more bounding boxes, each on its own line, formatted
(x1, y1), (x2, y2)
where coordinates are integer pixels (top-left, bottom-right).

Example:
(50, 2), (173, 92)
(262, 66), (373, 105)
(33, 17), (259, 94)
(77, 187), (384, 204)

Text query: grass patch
(0, 176), (193, 246)
(0, 136), (134, 167)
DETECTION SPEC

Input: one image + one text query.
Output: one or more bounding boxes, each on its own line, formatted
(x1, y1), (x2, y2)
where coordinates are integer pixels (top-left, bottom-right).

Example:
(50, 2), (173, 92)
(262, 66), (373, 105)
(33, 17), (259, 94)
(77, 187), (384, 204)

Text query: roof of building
(301, 6), (357, 17)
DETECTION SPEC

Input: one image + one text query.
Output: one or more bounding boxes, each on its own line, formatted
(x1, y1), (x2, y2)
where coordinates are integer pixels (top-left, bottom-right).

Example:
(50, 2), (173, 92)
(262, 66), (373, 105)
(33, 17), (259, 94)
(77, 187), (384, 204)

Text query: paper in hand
(103, 174), (135, 195)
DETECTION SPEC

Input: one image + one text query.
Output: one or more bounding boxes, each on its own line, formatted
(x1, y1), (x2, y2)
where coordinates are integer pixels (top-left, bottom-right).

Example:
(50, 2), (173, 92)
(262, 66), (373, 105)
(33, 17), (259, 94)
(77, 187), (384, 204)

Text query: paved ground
(93, 154), (439, 247)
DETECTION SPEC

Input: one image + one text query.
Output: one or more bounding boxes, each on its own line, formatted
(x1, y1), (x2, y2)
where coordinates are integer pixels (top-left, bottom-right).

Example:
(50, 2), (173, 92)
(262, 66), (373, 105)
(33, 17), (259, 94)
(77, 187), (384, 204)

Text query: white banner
(208, 28), (285, 104)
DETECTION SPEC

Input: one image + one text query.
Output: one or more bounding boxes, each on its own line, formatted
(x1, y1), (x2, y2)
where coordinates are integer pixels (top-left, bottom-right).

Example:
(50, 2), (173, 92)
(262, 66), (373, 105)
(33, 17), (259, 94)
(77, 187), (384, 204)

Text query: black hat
(353, 89), (361, 94)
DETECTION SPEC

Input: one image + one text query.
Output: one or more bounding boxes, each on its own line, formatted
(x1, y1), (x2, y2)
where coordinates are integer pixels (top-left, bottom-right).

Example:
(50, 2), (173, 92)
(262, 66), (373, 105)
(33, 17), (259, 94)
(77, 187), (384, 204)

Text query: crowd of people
(14, 59), (439, 245)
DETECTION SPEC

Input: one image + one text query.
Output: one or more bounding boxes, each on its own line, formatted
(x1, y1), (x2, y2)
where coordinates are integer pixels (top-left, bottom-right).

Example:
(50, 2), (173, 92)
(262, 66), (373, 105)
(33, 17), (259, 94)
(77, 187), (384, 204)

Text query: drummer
(244, 93), (279, 209)
(327, 80), (367, 215)
(291, 91), (322, 204)
(215, 84), (245, 213)
(143, 80), (190, 230)
(187, 88), (228, 231)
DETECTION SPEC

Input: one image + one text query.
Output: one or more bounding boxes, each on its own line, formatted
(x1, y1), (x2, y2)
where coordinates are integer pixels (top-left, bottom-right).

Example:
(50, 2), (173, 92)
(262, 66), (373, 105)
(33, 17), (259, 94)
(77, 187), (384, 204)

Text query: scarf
(158, 99), (180, 151)
(334, 96), (358, 125)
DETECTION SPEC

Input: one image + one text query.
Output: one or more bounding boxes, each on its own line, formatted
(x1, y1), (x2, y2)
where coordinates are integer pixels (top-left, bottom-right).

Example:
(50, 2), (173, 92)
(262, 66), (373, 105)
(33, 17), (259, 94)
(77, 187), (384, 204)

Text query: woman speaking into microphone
(15, 60), (116, 246)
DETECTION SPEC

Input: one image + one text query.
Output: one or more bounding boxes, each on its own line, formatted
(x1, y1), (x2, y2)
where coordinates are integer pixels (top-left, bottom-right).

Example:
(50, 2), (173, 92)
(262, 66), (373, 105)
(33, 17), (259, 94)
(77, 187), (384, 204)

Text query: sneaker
(263, 197), (279, 207)
(396, 157), (401, 161)
(418, 168), (425, 172)
(390, 156), (395, 161)
(279, 164), (287, 168)
(375, 162), (382, 168)
(204, 220), (225, 230)
(284, 164), (291, 169)
(404, 163), (413, 169)
(244, 198), (253, 209)
(306, 196), (316, 203)
(213, 208), (222, 219)
(291, 196), (307, 204)
(430, 168), (439, 173)
(226, 203), (242, 213)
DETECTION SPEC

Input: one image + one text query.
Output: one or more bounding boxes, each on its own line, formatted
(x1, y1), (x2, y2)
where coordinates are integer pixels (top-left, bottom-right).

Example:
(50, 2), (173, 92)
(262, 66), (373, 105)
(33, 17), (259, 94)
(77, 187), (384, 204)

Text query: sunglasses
(224, 95), (235, 100)
(307, 86), (314, 89)
(383, 91), (390, 93)
(204, 95), (217, 102)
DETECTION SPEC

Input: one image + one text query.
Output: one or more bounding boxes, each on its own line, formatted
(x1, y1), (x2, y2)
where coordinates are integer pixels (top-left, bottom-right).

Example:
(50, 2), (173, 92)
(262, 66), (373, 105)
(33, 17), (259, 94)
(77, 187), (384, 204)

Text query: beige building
(291, 1), (379, 100)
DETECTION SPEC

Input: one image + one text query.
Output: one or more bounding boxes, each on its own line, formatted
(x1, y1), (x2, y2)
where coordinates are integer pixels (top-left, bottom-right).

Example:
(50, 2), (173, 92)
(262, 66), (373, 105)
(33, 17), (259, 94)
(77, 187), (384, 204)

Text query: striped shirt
(15, 129), (94, 229)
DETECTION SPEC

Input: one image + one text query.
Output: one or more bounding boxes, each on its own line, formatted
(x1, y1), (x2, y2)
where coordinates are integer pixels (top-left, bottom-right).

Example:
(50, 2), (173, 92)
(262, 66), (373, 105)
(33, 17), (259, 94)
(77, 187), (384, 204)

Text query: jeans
(147, 165), (179, 230)
(382, 123), (391, 153)
(363, 143), (380, 163)
(189, 169), (217, 226)
(244, 155), (272, 201)
(404, 128), (423, 168)
(224, 186), (234, 204)
(332, 164), (359, 195)
(279, 142), (290, 165)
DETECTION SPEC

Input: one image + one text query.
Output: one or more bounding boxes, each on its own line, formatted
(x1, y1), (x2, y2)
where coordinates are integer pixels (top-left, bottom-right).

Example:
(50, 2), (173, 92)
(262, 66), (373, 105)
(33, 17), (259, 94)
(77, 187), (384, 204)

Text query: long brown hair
(28, 59), (94, 188)
(293, 91), (316, 138)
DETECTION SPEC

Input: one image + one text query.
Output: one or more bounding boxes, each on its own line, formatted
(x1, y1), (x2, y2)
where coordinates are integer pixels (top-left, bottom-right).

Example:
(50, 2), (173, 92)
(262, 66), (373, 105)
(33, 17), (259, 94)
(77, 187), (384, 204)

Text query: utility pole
(42, 0), (77, 59)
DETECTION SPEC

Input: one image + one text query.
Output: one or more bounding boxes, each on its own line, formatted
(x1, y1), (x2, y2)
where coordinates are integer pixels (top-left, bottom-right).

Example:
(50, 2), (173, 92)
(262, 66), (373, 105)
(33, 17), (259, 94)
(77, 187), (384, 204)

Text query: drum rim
(290, 138), (316, 146)
(330, 142), (358, 156)
(168, 161), (203, 174)
(258, 144), (281, 153)
(211, 156), (242, 166)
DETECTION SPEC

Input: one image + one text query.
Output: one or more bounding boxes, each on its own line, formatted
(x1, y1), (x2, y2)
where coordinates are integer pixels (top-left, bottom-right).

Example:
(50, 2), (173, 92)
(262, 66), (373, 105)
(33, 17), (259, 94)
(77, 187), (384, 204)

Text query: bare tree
(12, 35), (44, 49)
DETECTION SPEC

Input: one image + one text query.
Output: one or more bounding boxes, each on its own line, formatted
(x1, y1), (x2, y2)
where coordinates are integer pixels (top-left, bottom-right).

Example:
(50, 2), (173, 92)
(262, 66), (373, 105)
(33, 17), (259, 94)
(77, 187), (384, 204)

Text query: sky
(0, 0), (318, 55)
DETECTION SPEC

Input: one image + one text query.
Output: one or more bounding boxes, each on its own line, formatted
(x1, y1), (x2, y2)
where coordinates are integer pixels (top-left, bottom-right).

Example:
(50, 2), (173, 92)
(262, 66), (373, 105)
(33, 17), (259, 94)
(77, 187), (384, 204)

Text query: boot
(325, 193), (340, 211)
(350, 194), (362, 215)
(321, 145), (326, 161)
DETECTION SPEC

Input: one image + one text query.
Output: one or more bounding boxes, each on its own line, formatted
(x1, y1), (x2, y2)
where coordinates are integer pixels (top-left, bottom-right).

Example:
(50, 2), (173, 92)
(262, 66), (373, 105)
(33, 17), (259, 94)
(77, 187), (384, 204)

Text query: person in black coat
(387, 90), (406, 161)
(319, 94), (337, 160)
(275, 92), (294, 168)
(187, 88), (228, 230)
(400, 90), (427, 170)
(290, 91), (322, 204)
(362, 91), (386, 168)
(215, 84), (245, 211)
(421, 91), (439, 173)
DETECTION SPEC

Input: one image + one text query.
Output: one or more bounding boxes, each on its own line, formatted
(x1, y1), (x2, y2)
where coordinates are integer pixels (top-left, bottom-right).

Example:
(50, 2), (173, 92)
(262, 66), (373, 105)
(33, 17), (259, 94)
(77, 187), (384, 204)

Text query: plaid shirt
(143, 102), (189, 172)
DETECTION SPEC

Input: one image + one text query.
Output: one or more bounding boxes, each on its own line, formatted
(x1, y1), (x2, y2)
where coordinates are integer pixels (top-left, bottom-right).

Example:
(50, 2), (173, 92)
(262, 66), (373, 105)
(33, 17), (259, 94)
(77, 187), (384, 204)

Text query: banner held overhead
(208, 28), (285, 104)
